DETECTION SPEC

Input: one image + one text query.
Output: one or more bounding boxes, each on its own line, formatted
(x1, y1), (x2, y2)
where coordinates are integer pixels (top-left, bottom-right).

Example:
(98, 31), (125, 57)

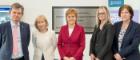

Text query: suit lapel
(20, 22), (24, 45)
(121, 21), (133, 47)
(69, 24), (77, 39)
(65, 25), (69, 39)
(7, 22), (13, 52)
(124, 21), (133, 36)
(65, 24), (77, 39)
(116, 22), (122, 37)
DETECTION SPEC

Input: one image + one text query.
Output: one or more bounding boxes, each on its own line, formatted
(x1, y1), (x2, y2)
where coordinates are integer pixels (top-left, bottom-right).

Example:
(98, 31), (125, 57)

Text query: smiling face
(98, 8), (107, 22)
(37, 19), (47, 31)
(66, 8), (78, 26)
(120, 8), (131, 22)
(9, 3), (24, 23)
(66, 13), (77, 25)
(118, 5), (134, 22)
(10, 8), (23, 22)
(35, 15), (48, 32)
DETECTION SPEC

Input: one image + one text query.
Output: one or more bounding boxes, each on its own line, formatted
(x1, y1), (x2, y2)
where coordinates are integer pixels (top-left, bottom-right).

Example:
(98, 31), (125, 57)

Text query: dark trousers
(42, 54), (44, 60)
(11, 56), (24, 60)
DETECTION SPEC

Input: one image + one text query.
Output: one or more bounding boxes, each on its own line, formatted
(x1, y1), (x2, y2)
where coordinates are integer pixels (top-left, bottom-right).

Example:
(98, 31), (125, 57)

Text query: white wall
(0, 0), (140, 60)
(125, 0), (140, 23)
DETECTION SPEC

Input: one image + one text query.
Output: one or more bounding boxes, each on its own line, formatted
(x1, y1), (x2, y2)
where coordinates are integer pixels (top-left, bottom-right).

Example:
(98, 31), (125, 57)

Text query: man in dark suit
(0, 3), (30, 60)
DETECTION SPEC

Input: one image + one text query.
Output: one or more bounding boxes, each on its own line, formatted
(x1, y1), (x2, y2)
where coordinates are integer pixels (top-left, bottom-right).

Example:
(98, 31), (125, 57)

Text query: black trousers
(11, 56), (24, 60)
(42, 54), (44, 60)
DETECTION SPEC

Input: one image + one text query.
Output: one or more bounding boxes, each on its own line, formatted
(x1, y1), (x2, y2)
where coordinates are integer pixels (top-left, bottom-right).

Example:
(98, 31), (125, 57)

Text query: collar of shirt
(10, 20), (20, 28)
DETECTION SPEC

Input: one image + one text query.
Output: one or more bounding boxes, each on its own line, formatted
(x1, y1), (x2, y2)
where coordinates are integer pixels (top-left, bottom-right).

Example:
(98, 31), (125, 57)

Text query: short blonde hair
(96, 6), (111, 26)
(66, 8), (78, 17)
(35, 15), (48, 30)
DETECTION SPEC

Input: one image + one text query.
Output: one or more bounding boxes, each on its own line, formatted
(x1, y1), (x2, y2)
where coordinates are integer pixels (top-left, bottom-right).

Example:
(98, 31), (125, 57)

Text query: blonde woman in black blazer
(89, 6), (115, 60)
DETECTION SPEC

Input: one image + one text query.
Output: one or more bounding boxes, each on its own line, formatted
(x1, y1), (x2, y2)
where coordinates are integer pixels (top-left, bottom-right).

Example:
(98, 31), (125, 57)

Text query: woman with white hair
(32, 15), (57, 60)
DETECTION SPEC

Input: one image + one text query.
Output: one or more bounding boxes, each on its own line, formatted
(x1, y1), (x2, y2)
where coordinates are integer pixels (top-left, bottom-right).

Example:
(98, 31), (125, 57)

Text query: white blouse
(69, 28), (74, 36)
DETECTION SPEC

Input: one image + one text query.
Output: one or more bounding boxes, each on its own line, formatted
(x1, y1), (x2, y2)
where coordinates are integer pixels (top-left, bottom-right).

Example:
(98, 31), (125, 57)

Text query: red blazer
(57, 24), (85, 60)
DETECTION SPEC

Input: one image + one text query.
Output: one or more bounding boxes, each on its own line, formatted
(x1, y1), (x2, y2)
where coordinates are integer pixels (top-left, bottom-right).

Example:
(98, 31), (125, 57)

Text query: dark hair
(118, 4), (134, 19)
(10, 2), (24, 14)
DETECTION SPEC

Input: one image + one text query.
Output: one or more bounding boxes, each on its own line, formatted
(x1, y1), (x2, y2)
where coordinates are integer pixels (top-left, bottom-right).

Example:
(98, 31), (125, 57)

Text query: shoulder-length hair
(96, 6), (111, 27)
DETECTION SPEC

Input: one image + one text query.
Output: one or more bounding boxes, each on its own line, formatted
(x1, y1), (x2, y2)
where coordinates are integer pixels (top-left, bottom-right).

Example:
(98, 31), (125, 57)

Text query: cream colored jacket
(32, 29), (57, 60)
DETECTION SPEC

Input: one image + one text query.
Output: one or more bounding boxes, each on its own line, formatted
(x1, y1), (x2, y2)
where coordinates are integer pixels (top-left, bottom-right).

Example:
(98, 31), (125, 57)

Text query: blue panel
(108, 0), (124, 7)
(0, 5), (11, 24)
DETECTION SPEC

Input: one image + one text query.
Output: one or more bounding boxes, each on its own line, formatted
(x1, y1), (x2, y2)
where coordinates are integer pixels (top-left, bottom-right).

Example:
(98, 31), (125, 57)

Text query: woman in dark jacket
(89, 6), (115, 60)
(113, 4), (140, 60)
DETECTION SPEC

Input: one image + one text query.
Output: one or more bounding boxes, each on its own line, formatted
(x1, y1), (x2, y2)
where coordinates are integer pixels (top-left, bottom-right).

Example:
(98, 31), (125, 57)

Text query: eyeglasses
(98, 13), (106, 16)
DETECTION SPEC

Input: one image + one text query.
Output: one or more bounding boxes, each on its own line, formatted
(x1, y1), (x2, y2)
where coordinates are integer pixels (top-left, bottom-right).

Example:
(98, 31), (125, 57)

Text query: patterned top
(118, 29), (126, 51)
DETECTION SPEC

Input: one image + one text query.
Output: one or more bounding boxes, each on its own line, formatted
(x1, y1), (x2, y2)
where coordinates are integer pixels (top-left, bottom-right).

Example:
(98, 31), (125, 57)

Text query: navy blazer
(113, 21), (140, 60)
(0, 21), (30, 60)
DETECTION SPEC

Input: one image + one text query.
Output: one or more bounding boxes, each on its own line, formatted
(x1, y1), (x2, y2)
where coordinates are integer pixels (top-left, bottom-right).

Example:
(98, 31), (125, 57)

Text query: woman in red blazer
(57, 8), (85, 60)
